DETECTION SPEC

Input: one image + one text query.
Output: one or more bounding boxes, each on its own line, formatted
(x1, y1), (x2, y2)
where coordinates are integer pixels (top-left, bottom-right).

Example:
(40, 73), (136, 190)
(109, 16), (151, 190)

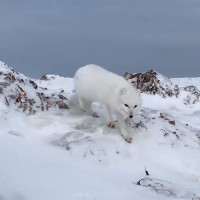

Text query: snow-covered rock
(0, 61), (71, 113)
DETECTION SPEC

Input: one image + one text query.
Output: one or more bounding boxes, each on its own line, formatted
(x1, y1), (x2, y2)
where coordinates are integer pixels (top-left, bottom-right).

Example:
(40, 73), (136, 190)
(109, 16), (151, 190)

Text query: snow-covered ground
(0, 61), (200, 200)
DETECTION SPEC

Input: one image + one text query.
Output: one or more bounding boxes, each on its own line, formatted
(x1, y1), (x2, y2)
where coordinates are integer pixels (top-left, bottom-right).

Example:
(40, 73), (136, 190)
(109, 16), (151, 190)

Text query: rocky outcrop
(124, 70), (180, 98)
(0, 61), (69, 113)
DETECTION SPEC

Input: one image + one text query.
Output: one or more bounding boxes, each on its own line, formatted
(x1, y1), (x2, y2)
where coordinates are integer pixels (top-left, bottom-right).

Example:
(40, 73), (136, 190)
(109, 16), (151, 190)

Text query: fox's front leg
(77, 96), (86, 112)
(116, 112), (132, 143)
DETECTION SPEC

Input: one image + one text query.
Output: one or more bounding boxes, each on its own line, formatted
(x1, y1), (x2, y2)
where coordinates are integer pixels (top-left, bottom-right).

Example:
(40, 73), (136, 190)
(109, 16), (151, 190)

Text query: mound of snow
(36, 74), (74, 92)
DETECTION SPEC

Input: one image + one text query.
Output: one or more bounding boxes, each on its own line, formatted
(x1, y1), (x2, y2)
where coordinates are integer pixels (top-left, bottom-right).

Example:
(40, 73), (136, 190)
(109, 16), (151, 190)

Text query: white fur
(74, 64), (142, 141)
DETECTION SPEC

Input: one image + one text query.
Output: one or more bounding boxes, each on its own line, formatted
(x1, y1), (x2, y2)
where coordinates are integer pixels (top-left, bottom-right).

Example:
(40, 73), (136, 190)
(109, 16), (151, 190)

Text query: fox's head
(116, 86), (142, 119)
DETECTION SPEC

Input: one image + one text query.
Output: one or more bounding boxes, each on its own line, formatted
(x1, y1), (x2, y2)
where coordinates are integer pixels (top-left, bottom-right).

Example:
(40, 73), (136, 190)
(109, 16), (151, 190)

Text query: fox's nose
(129, 115), (133, 119)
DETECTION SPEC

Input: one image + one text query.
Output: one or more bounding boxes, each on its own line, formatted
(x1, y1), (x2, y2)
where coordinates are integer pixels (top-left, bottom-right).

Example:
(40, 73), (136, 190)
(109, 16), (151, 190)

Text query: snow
(0, 61), (200, 200)
(172, 77), (200, 90)
(35, 74), (74, 92)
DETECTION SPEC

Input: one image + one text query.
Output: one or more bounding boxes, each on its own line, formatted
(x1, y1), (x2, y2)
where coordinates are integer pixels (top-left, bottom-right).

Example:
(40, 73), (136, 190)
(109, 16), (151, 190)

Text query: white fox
(74, 64), (142, 142)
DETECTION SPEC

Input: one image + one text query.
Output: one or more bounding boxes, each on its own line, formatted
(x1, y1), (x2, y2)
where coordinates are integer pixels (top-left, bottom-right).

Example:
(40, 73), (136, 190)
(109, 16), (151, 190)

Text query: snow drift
(0, 61), (200, 200)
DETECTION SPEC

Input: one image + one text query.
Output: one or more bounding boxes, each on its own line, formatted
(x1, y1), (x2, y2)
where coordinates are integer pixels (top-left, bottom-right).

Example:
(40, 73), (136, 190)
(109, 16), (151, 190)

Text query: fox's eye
(124, 104), (129, 107)
(134, 105), (137, 108)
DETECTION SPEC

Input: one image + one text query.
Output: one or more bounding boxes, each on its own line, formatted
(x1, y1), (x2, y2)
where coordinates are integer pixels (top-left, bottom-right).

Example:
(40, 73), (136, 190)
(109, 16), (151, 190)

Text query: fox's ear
(119, 88), (127, 95)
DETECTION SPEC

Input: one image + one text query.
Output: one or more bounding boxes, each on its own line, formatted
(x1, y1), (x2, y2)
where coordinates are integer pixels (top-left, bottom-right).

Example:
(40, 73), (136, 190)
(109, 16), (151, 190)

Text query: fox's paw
(108, 122), (115, 129)
(124, 137), (132, 143)
(121, 133), (132, 143)
(92, 112), (99, 118)
(81, 108), (86, 113)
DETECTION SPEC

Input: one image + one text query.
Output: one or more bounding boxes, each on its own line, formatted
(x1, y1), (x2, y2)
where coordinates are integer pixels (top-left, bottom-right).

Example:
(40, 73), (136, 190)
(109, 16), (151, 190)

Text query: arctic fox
(74, 64), (142, 142)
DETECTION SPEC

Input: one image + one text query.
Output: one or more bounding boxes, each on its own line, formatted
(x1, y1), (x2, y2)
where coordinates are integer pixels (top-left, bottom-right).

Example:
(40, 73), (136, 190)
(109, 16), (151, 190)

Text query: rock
(0, 62), (69, 113)
(124, 70), (180, 98)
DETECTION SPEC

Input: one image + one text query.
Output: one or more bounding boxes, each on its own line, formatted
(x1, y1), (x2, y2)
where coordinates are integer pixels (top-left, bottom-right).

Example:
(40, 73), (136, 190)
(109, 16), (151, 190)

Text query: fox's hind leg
(101, 104), (115, 128)
(77, 96), (98, 117)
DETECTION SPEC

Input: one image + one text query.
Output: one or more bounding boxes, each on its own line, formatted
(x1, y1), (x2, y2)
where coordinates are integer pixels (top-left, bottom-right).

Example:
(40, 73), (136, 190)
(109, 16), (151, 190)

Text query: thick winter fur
(74, 64), (142, 142)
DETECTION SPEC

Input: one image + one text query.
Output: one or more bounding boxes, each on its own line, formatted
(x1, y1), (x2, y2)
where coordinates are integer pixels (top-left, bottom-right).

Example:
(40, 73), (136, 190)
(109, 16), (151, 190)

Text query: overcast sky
(0, 0), (200, 78)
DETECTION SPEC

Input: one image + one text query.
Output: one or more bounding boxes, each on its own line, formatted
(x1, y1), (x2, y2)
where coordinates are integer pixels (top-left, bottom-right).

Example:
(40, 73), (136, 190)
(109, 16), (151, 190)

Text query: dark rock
(124, 70), (180, 98)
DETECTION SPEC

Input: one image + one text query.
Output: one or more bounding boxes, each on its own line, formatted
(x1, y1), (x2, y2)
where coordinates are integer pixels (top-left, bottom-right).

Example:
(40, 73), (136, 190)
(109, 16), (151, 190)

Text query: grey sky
(0, 0), (200, 78)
